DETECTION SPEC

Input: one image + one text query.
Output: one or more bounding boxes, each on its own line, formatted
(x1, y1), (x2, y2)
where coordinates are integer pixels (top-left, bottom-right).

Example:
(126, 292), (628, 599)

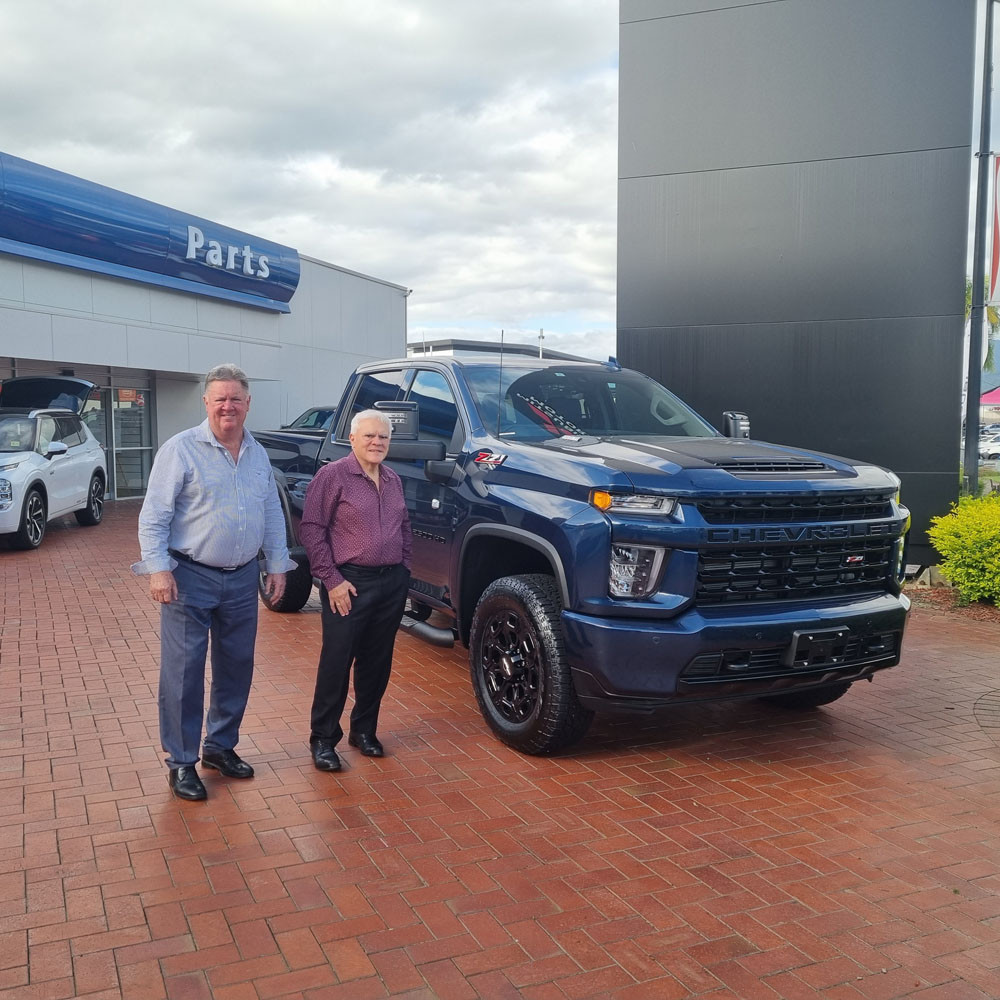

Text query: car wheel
(74, 473), (105, 526)
(259, 555), (314, 612)
(11, 488), (47, 550)
(469, 574), (593, 755)
(764, 681), (852, 710)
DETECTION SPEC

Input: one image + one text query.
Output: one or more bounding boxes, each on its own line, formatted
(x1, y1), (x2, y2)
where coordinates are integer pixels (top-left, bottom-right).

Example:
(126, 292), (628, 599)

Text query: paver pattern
(2, 502), (1000, 999)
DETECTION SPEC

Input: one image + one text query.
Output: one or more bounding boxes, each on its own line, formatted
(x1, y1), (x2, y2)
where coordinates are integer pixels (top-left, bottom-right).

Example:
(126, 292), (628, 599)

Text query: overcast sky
(1, 1), (619, 360)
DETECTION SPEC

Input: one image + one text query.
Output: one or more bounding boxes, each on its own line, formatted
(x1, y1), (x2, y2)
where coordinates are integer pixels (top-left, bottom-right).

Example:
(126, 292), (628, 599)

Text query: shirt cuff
(131, 556), (177, 575)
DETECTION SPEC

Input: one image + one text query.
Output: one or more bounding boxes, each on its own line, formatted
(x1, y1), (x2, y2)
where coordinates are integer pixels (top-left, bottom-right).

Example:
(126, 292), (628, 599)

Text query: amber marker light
(590, 490), (613, 511)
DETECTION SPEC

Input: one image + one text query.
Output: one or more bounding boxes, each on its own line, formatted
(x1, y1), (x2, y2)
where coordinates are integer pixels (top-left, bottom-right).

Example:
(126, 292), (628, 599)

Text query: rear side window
(56, 416), (85, 448)
(346, 370), (407, 431)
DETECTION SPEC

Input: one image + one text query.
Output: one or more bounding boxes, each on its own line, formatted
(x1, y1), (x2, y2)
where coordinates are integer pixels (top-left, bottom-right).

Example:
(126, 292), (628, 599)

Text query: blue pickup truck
(259, 354), (910, 754)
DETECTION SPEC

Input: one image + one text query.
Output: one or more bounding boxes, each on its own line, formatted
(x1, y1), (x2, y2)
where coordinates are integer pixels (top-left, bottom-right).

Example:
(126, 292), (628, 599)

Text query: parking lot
(2, 502), (1000, 999)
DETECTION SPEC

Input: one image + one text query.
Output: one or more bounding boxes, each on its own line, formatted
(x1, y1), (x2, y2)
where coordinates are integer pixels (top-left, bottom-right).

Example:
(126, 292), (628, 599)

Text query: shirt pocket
(248, 469), (273, 502)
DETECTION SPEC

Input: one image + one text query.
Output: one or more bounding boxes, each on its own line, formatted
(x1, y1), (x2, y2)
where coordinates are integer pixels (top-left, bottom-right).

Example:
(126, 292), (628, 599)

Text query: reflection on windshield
(0, 416), (36, 452)
(465, 365), (716, 440)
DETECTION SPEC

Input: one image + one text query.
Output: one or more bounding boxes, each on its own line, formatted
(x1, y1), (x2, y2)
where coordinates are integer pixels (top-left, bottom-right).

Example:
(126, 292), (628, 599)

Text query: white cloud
(0, 0), (619, 357)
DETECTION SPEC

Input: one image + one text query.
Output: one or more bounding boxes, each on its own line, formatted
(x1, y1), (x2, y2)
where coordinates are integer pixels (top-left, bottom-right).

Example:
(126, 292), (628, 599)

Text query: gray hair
(205, 363), (249, 393)
(350, 409), (392, 435)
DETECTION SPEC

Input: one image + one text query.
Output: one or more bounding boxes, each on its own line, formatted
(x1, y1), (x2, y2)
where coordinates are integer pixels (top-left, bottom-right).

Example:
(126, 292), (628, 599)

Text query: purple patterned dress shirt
(299, 452), (412, 592)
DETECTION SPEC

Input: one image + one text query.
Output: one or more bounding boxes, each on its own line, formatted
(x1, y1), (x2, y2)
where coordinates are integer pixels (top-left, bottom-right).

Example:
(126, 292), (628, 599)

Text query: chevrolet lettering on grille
(706, 522), (896, 544)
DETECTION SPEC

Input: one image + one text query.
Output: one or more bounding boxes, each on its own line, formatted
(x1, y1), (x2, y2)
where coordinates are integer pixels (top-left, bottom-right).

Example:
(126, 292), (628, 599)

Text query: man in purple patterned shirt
(299, 409), (412, 772)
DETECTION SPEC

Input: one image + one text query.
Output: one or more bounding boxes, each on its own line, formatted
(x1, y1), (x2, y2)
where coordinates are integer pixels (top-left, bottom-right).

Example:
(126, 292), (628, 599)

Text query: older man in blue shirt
(133, 364), (295, 800)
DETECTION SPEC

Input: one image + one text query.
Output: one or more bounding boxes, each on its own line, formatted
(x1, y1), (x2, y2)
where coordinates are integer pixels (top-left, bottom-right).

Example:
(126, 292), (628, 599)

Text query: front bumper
(562, 592), (910, 713)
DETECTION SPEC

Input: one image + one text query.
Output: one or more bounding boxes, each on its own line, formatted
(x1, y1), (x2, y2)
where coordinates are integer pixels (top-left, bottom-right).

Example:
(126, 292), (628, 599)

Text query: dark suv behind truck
(260, 355), (910, 755)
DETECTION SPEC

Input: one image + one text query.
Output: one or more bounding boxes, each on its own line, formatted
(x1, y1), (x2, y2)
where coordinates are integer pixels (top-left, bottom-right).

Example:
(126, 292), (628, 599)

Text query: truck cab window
(408, 370), (460, 451)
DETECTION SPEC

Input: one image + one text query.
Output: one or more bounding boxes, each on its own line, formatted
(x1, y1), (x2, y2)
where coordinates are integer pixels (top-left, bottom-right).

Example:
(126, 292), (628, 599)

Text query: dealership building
(0, 151), (407, 499)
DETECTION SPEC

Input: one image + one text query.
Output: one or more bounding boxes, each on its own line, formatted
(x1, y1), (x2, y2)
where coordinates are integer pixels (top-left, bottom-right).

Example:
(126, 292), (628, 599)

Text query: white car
(0, 376), (107, 549)
(979, 434), (1000, 461)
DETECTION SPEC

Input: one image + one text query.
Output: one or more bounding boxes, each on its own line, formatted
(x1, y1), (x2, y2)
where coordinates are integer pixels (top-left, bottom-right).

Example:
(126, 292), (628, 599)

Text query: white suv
(0, 376), (108, 549)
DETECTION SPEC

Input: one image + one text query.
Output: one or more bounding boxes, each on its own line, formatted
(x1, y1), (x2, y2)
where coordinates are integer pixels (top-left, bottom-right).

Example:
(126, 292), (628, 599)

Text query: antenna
(496, 328), (504, 438)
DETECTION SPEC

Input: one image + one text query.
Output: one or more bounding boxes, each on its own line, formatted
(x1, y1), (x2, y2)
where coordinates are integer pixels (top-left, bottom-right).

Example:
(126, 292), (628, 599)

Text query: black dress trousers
(310, 562), (410, 744)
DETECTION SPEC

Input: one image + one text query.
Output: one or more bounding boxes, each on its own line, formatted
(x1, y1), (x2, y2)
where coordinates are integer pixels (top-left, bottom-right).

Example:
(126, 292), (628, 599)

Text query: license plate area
(783, 626), (850, 668)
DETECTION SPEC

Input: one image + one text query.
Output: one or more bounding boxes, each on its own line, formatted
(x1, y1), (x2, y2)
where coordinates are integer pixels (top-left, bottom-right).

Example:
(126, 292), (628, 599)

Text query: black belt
(339, 562), (402, 577)
(169, 549), (256, 573)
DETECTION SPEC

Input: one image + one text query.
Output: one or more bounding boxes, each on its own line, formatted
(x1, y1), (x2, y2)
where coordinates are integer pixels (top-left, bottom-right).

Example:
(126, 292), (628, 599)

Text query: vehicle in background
(979, 434), (1000, 460)
(256, 356), (911, 755)
(282, 405), (337, 434)
(0, 376), (107, 550)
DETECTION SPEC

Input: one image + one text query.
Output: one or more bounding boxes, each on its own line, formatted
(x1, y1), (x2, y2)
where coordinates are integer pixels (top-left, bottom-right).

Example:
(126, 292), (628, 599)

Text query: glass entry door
(81, 386), (154, 498)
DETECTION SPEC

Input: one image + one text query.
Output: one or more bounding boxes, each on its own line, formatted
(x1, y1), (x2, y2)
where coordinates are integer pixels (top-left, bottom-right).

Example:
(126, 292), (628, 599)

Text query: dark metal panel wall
(617, 0), (977, 564)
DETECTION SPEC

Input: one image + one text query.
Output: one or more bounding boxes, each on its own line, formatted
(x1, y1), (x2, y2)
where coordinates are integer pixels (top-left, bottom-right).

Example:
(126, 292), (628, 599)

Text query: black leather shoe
(201, 749), (254, 779)
(310, 739), (343, 772)
(168, 766), (207, 801)
(348, 732), (385, 757)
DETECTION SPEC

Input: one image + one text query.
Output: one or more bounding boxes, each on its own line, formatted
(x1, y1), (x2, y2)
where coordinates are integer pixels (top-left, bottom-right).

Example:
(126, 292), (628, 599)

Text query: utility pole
(965, 0), (996, 493)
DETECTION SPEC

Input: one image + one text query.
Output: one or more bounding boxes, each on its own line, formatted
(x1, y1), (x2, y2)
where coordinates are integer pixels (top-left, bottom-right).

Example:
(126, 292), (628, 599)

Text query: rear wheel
(11, 488), (46, 550)
(259, 556), (314, 612)
(765, 681), (852, 710)
(74, 473), (105, 526)
(469, 574), (593, 755)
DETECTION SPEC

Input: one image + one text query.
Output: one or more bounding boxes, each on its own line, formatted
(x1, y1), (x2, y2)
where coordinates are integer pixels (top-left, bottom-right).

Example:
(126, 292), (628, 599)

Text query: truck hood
(513, 434), (897, 493)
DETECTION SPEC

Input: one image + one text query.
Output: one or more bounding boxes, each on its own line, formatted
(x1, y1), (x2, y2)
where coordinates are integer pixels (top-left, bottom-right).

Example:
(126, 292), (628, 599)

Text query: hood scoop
(713, 458), (832, 477)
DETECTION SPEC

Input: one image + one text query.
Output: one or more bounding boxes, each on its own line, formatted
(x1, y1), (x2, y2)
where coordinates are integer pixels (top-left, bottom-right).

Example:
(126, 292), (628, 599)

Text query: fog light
(609, 544), (665, 598)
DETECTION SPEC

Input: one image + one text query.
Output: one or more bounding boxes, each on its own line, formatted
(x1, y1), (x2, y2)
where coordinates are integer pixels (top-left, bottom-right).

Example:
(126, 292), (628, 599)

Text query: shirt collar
(196, 418), (250, 454)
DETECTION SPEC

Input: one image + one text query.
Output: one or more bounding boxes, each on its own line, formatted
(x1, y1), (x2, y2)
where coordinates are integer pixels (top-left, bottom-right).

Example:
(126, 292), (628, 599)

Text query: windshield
(465, 364), (717, 440)
(289, 407), (337, 430)
(0, 415), (37, 452)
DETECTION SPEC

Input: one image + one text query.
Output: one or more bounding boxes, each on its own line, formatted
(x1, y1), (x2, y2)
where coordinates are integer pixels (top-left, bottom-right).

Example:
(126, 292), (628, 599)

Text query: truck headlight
(609, 544), (665, 598)
(0, 478), (11, 510)
(0, 462), (20, 472)
(591, 490), (677, 516)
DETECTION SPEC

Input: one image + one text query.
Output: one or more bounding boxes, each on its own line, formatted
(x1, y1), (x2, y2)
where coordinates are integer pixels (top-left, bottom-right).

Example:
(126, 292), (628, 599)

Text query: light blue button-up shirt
(132, 419), (296, 576)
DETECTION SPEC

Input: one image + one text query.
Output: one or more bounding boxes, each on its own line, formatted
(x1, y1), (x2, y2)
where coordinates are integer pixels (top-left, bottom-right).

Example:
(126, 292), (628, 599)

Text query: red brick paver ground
(2, 502), (1000, 999)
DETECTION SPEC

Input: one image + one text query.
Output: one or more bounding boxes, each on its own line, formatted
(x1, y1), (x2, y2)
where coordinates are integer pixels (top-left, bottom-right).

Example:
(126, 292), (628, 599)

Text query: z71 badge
(473, 450), (508, 471)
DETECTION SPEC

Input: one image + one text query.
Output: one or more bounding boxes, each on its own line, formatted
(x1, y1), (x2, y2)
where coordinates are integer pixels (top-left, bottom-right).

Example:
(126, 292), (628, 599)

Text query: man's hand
(149, 570), (178, 604)
(328, 579), (358, 616)
(263, 572), (287, 602)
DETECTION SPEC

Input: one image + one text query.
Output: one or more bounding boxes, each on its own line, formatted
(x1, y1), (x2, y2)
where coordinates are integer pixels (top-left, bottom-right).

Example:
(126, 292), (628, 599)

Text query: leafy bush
(927, 494), (1000, 604)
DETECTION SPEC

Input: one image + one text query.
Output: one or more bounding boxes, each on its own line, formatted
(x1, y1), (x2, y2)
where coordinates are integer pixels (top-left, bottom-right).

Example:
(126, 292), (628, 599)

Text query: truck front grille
(696, 538), (895, 605)
(697, 492), (894, 525)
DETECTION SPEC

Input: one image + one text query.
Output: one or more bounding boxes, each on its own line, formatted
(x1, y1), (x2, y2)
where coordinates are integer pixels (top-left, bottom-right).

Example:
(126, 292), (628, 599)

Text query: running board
(399, 614), (456, 648)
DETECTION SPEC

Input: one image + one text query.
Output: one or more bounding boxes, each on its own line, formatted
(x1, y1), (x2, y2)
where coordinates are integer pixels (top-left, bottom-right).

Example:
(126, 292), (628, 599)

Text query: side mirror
(723, 411), (750, 439)
(46, 441), (69, 458)
(425, 459), (461, 485)
(375, 400), (418, 439)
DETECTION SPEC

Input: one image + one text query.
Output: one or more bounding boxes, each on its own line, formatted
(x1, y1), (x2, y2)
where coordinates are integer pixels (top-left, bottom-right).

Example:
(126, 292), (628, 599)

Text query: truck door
(394, 369), (463, 606)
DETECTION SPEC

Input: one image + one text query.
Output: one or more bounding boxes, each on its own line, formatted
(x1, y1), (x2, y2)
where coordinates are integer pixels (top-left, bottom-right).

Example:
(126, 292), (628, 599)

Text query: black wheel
(469, 574), (593, 755)
(74, 473), (105, 526)
(765, 681), (852, 710)
(259, 556), (314, 612)
(11, 488), (46, 550)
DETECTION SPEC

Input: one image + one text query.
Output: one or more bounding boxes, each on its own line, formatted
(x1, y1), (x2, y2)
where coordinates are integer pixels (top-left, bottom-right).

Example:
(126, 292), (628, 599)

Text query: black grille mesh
(696, 539), (894, 605)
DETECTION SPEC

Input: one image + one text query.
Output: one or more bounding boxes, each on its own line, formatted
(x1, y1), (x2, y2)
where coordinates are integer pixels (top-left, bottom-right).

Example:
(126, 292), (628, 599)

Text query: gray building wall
(617, 0), (977, 562)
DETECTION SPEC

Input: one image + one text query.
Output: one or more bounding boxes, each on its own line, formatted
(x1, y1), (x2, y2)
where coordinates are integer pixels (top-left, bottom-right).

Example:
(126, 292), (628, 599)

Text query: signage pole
(966, 0), (996, 493)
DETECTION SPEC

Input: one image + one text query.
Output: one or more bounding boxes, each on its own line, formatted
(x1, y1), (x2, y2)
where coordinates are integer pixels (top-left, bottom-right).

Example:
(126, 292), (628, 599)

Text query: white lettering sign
(184, 225), (270, 279)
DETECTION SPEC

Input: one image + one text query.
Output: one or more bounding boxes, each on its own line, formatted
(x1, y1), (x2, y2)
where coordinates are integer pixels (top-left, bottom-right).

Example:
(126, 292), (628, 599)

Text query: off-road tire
(469, 574), (593, 755)
(765, 681), (852, 710)
(12, 488), (46, 550)
(74, 473), (105, 526)
(259, 556), (314, 612)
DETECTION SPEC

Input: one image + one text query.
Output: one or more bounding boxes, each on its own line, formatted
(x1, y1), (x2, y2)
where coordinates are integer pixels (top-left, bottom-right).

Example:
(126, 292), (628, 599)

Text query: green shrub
(927, 494), (1000, 604)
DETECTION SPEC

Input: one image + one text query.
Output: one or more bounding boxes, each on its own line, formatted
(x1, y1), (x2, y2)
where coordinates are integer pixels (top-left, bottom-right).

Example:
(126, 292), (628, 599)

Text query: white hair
(350, 409), (392, 435)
